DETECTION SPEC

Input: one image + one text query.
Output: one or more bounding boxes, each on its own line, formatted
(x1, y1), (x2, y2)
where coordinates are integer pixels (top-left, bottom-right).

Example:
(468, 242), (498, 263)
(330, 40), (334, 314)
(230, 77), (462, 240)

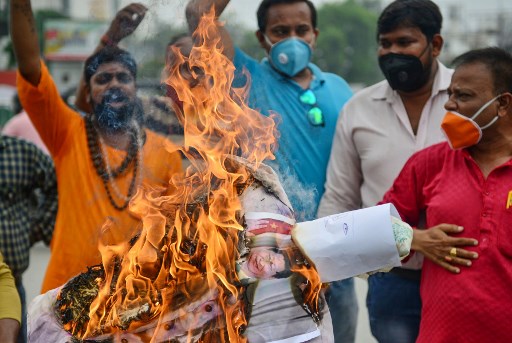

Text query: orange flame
(80, 8), (280, 342)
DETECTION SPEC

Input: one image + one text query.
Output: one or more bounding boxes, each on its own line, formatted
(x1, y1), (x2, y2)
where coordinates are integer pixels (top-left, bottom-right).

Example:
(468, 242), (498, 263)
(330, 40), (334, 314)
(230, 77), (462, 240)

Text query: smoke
(269, 162), (318, 222)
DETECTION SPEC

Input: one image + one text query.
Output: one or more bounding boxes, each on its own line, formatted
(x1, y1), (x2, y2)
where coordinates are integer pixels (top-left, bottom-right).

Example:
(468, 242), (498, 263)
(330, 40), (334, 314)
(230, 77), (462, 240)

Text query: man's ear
(256, 30), (268, 51)
(498, 92), (512, 117)
(311, 28), (320, 48)
(431, 34), (443, 58)
(85, 86), (92, 104)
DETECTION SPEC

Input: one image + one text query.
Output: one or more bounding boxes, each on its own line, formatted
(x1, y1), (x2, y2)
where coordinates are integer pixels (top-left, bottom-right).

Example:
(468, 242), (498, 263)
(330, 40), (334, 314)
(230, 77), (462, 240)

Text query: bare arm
(411, 224), (479, 274)
(74, 3), (148, 113)
(185, 0), (234, 60)
(0, 319), (19, 343)
(0, 254), (21, 343)
(10, 0), (41, 85)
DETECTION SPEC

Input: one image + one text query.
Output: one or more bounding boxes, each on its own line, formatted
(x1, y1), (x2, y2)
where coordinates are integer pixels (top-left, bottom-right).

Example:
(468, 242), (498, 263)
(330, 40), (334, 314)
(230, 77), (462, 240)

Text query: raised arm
(185, 0), (234, 60)
(74, 3), (148, 113)
(10, 0), (41, 85)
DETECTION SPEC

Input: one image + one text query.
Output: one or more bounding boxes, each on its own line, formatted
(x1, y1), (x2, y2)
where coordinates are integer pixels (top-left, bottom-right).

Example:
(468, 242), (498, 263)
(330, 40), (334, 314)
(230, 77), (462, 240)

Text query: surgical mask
(441, 95), (501, 149)
(378, 44), (432, 92)
(265, 36), (313, 77)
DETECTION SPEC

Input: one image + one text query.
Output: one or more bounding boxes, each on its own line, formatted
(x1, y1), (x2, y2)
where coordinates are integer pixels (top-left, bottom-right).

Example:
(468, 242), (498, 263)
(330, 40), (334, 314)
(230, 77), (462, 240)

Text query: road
(25, 243), (376, 343)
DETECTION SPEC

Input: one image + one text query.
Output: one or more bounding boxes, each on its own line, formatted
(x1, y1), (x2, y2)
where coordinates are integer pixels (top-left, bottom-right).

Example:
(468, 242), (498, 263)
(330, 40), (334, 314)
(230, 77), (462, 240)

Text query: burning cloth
(27, 158), (412, 343)
(27, 9), (412, 343)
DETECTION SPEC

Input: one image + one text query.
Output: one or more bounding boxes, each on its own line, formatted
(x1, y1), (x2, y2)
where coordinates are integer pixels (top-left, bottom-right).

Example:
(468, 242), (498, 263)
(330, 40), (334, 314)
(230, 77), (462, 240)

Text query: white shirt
(318, 61), (453, 217)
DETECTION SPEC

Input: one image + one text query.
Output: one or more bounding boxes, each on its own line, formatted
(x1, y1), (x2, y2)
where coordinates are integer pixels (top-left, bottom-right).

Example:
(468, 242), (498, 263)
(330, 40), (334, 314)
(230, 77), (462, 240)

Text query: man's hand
(412, 224), (479, 274)
(103, 3), (148, 45)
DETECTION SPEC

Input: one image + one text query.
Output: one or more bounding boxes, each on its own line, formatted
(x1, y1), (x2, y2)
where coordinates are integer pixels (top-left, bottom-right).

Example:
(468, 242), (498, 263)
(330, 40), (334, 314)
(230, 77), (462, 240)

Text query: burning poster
(27, 9), (412, 343)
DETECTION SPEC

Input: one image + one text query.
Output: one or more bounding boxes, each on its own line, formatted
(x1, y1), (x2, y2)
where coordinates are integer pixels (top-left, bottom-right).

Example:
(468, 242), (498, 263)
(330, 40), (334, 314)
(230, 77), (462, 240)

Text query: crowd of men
(1, 0), (512, 342)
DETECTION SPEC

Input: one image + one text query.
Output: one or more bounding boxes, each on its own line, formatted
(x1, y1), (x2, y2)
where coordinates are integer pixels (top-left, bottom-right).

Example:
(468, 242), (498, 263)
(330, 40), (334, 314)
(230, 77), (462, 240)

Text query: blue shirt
(233, 48), (352, 220)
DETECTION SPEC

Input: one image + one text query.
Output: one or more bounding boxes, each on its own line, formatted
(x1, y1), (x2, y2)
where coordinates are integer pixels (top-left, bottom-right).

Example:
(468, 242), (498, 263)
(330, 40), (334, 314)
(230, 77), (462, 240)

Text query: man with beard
(10, 0), (182, 293)
(318, 1), (454, 342)
(186, 1), (356, 341)
(73, 4), (187, 144)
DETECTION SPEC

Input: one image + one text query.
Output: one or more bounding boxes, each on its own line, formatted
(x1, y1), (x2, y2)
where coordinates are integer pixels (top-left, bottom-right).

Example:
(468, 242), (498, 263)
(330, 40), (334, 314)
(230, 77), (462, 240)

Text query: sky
(127, 0), (512, 32)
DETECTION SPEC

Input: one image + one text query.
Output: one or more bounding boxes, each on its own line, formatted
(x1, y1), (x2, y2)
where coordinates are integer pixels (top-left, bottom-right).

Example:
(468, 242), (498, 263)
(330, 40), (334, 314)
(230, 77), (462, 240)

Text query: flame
(61, 7), (325, 343)
(69, 8), (278, 342)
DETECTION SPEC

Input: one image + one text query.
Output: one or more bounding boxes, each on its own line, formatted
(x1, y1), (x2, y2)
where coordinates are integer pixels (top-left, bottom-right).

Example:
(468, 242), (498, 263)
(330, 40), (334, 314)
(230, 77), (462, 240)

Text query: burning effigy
(27, 10), (412, 343)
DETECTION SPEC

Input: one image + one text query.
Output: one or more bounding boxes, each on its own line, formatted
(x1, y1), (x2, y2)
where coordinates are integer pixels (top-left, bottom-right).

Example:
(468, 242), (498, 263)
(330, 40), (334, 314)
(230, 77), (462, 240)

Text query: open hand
(412, 224), (478, 273)
(105, 3), (148, 44)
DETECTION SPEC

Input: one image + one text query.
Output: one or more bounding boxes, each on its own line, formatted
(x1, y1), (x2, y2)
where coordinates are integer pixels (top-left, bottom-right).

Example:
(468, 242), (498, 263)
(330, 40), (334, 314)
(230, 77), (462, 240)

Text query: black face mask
(378, 45), (432, 92)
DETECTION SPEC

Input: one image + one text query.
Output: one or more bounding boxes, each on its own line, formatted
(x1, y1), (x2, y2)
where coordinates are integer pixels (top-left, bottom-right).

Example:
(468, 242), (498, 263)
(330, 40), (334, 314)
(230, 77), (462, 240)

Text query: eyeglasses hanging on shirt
(299, 89), (325, 127)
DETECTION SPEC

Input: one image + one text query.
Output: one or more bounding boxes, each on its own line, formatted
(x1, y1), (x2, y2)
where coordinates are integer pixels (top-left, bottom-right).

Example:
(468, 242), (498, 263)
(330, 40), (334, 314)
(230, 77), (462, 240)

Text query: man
(318, 1), (451, 342)
(0, 133), (57, 343)
(237, 246), (291, 281)
(0, 251), (21, 343)
(381, 47), (512, 342)
(74, 4), (185, 144)
(10, 0), (182, 292)
(186, 1), (356, 341)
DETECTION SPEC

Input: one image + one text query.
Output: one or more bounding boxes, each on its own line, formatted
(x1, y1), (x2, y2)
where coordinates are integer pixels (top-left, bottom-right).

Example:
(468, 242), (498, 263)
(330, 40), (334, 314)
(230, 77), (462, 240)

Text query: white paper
(292, 203), (402, 283)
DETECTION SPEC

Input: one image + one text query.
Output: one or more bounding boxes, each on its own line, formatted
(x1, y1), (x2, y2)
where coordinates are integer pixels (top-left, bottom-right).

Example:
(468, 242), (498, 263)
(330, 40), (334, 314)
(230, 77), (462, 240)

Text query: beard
(92, 88), (136, 134)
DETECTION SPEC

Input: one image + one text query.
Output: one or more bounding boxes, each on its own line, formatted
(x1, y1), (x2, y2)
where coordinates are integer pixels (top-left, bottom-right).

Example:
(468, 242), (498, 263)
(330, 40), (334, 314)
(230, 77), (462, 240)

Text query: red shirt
(381, 142), (512, 343)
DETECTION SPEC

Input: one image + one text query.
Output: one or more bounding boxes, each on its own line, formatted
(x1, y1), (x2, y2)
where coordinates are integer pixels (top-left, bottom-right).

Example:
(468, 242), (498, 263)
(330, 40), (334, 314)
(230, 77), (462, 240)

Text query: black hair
(256, 0), (317, 32)
(272, 247), (292, 279)
(452, 47), (512, 95)
(84, 46), (137, 86)
(377, 0), (442, 42)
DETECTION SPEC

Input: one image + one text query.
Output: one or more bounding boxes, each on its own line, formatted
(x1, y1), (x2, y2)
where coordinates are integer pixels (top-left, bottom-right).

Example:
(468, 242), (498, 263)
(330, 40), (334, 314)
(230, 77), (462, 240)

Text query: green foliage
(314, 0), (381, 85)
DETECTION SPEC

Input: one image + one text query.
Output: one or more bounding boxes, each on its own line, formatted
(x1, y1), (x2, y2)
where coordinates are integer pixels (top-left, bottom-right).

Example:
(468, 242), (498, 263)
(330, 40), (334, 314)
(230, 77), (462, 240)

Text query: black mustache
(102, 88), (130, 105)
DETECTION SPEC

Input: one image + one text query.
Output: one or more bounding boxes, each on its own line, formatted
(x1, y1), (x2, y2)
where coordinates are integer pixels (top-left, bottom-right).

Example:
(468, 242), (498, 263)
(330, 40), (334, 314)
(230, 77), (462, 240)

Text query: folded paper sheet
(292, 203), (403, 283)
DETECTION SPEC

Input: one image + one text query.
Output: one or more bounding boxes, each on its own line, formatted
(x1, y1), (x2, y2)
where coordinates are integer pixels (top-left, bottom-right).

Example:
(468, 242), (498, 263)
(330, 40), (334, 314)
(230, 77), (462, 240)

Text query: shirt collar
(371, 60), (453, 101)
(0, 135), (6, 149)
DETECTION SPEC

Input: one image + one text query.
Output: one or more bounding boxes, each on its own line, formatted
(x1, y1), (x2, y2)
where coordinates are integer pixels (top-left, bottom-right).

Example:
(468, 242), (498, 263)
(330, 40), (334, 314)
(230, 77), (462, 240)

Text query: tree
(314, 0), (381, 86)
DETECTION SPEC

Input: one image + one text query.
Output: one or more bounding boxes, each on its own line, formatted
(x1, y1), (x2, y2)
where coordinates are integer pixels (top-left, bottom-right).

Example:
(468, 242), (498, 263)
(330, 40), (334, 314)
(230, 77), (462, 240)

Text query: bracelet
(101, 34), (116, 46)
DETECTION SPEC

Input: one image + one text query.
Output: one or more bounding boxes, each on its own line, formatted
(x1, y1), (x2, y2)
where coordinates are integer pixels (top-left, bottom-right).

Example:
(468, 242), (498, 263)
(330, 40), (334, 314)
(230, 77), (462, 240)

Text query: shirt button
(8, 192), (13, 200)
(485, 191), (490, 196)
(482, 213), (487, 217)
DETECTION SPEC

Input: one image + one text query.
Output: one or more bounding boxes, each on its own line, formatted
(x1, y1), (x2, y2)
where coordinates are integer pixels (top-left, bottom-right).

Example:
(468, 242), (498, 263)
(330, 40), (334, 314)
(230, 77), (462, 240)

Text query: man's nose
(107, 76), (123, 88)
(387, 44), (404, 55)
(444, 96), (457, 111)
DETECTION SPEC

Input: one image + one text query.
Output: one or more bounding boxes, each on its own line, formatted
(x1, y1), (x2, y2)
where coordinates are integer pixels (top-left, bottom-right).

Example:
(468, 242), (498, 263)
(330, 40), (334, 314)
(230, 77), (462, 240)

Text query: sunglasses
(299, 89), (325, 126)
(93, 72), (134, 85)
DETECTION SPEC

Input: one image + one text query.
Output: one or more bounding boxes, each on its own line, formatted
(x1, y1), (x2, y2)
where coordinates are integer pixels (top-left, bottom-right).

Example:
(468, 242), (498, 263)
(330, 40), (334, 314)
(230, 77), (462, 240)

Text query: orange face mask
(441, 95), (500, 149)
